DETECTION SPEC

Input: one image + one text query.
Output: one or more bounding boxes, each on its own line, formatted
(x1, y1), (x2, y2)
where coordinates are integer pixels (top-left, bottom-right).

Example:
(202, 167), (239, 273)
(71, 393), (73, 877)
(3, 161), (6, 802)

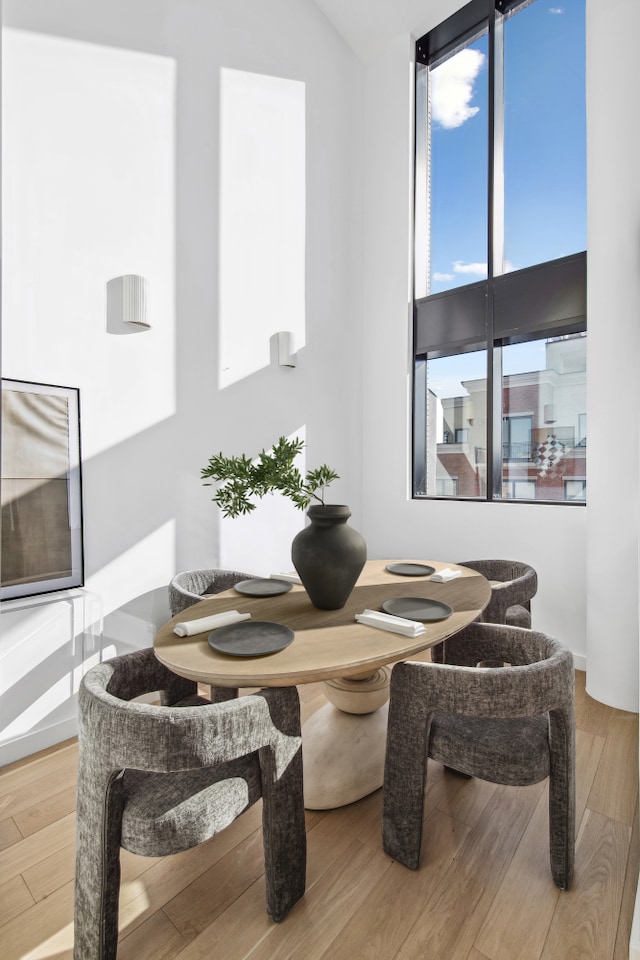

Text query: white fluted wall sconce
(106, 275), (150, 335)
(123, 275), (150, 329)
(277, 331), (297, 367)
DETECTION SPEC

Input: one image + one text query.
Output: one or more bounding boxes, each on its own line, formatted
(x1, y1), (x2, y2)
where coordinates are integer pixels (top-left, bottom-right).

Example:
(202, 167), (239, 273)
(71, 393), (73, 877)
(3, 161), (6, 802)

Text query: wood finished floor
(0, 670), (637, 960)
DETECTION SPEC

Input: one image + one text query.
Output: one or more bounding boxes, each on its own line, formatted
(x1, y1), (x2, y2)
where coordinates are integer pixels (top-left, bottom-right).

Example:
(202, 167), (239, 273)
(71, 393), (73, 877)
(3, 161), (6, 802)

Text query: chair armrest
(79, 675), (302, 777)
(390, 651), (573, 720)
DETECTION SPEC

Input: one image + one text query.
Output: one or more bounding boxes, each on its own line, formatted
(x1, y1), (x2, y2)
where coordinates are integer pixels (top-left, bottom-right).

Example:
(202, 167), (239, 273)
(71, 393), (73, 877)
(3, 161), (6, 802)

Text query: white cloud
(433, 271), (454, 282)
(453, 260), (487, 276)
(549, 7), (564, 13)
(431, 48), (486, 129)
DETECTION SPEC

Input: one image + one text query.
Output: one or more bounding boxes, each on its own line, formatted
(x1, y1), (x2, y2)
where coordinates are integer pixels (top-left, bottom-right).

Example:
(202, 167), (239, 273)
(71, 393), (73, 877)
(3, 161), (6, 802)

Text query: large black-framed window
(412, 0), (586, 504)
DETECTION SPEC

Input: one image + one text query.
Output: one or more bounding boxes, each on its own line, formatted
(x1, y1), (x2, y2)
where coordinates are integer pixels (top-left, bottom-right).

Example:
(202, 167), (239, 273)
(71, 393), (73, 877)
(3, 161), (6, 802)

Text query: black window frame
(412, 0), (587, 505)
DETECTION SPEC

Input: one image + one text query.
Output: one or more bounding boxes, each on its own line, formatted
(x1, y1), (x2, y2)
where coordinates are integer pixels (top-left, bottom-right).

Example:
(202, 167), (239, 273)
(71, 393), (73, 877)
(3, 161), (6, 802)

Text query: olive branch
(201, 436), (339, 519)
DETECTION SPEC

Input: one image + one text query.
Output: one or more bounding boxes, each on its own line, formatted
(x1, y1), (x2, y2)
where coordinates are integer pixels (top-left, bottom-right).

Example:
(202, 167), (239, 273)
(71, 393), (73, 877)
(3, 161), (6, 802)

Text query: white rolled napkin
(355, 609), (426, 638)
(270, 572), (302, 584)
(431, 568), (462, 582)
(173, 610), (251, 637)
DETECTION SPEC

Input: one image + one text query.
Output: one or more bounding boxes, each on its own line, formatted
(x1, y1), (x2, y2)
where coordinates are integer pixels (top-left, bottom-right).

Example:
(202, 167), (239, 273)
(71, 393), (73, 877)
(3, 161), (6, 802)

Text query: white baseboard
(573, 653), (586, 672)
(0, 716), (78, 767)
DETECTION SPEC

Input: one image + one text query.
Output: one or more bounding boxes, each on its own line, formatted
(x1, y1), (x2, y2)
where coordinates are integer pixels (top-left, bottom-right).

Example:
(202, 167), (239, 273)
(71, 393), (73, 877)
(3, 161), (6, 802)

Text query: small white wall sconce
(122, 275), (150, 330)
(106, 275), (150, 335)
(277, 331), (297, 367)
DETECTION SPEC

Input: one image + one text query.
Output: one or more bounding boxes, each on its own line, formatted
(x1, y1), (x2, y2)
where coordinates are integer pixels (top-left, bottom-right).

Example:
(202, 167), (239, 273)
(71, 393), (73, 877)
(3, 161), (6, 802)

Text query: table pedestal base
(302, 668), (392, 809)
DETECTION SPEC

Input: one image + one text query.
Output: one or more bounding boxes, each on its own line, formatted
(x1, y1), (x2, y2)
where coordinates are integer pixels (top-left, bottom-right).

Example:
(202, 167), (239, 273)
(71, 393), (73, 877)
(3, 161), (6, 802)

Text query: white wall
(4, 0), (638, 767)
(1, 0), (364, 761)
(584, 0), (640, 711)
(358, 1), (640, 711)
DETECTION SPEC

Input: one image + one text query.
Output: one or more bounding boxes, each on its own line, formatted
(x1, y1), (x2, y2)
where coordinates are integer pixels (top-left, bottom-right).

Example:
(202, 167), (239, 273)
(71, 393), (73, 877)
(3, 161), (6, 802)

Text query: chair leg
(382, 664), (431, 870)
(258, 687), (306, 921)
(549, 709), (576, 889)
(262, 745), (306, 920)
(74, 769), (123, 959)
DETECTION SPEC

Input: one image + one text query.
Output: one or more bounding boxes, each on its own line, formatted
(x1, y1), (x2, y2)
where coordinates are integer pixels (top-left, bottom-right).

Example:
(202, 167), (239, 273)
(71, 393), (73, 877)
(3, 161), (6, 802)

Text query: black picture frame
(1, 378), (84, 601)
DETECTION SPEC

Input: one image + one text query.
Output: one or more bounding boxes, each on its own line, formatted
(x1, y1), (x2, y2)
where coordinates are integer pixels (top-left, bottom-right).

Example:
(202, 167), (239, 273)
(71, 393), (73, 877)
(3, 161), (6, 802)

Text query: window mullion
(492, 7), (505, 279)
(488, 3), (506, 500)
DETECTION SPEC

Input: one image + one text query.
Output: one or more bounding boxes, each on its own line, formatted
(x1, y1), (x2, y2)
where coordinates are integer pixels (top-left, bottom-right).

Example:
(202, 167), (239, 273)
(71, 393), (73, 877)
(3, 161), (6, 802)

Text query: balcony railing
(503, 441), (532, 461)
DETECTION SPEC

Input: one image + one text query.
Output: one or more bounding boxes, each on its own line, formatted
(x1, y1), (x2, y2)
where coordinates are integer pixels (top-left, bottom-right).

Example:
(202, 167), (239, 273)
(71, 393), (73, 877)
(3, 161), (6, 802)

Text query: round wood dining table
(154, 559), (490, 808)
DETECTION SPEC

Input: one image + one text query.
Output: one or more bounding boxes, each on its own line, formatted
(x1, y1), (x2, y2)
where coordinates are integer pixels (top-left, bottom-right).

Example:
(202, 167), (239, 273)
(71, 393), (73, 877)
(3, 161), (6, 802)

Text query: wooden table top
(153, 559), (490, 687)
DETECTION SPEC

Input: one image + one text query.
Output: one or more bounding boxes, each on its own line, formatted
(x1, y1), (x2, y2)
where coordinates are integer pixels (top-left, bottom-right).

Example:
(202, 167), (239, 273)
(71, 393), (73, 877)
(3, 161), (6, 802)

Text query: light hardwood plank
(575, 670), (616, 737)
(117, 909), (187, 960)
(0, 817), (22, 851)
(436, 772), (498, 829)
(393, 782), (544, 960)
(574, 670), (613, 738)
(245, 839), (393, 960)
(588, 709), (639, 826)
(304, 789), (382, 884)
(474, 727), (605, 960)
(169, 877), (272, 960)
(0, 811), (75, 883)
(574, 727), (606, 824)
(23, 839), (76, 902)
(163, 829), (266, 940)
(0, 753), (78, 823)
(0, 878), (74, 960)
(20, 832), (163, 905)
(0, 670), (637, 960)
(170, 839), (390, 960)
(13, 783), (76, 837)
(474, 785), (559, 960)
(0, 873), (36, 926)
(314, 809), (470, 960)
(117, 801), (264, 940)
(541, 809), (631, 960)
(614, 797), (639, 960)
(0, 741), (77, 803)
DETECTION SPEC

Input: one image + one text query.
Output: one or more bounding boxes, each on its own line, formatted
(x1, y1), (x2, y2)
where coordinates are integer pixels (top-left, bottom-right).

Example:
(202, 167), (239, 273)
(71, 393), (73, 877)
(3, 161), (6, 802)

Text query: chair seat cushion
(429, 713), (550, 786)
(121, 757), (262, 856)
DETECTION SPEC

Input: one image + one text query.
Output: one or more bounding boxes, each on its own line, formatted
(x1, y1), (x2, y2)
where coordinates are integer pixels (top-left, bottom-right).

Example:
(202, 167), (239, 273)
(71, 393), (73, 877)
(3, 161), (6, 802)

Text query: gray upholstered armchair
(168, 568), (256, 617)
(382, 622), (575, 889)
(457, 559), (537, 627)
(74, 648), (306, 959)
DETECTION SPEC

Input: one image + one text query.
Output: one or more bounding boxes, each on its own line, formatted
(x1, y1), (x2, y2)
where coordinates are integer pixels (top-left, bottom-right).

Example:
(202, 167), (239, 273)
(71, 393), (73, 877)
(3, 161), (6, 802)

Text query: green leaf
(201, 436), (338, 515)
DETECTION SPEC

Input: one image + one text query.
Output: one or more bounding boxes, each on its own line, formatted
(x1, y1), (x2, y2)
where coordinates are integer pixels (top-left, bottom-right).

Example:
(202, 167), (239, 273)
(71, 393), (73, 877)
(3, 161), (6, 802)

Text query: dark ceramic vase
(291, 504), (366, 610)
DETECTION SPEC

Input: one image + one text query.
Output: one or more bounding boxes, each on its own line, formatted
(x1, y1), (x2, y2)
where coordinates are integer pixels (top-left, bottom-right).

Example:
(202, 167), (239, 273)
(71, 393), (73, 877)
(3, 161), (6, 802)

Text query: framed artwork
(1, 379), (84, 601)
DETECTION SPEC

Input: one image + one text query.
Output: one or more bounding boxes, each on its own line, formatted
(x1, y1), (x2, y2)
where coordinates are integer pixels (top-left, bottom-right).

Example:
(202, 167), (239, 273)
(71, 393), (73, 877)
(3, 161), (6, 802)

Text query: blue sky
(428, 0), (586, 296)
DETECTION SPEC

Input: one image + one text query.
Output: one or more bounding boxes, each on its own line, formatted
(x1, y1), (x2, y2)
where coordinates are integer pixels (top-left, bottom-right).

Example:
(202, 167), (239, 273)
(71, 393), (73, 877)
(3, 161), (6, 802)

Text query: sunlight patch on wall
(2, 29), (177, 456)
(218, 68), (306, 388)
(87, 520), (177, 618)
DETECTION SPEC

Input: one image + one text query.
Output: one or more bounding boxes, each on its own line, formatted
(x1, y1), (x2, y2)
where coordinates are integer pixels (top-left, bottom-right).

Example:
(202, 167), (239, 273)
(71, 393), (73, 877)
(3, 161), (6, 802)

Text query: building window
(436, 476), (458, 496)
(503, 415), (532, 462)
(564, 479), (586, 501)
(413, 0), (586, 504)
(503, 478), (536, 499)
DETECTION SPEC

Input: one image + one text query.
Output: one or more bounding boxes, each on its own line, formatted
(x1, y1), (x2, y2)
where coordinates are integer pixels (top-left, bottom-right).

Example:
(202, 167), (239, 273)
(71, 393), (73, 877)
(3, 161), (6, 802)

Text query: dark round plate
(233, 578), (293, 597)
(208, 620), (294, 657)
(381, 597), (453, 622)
(385, 562), (435, 577)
